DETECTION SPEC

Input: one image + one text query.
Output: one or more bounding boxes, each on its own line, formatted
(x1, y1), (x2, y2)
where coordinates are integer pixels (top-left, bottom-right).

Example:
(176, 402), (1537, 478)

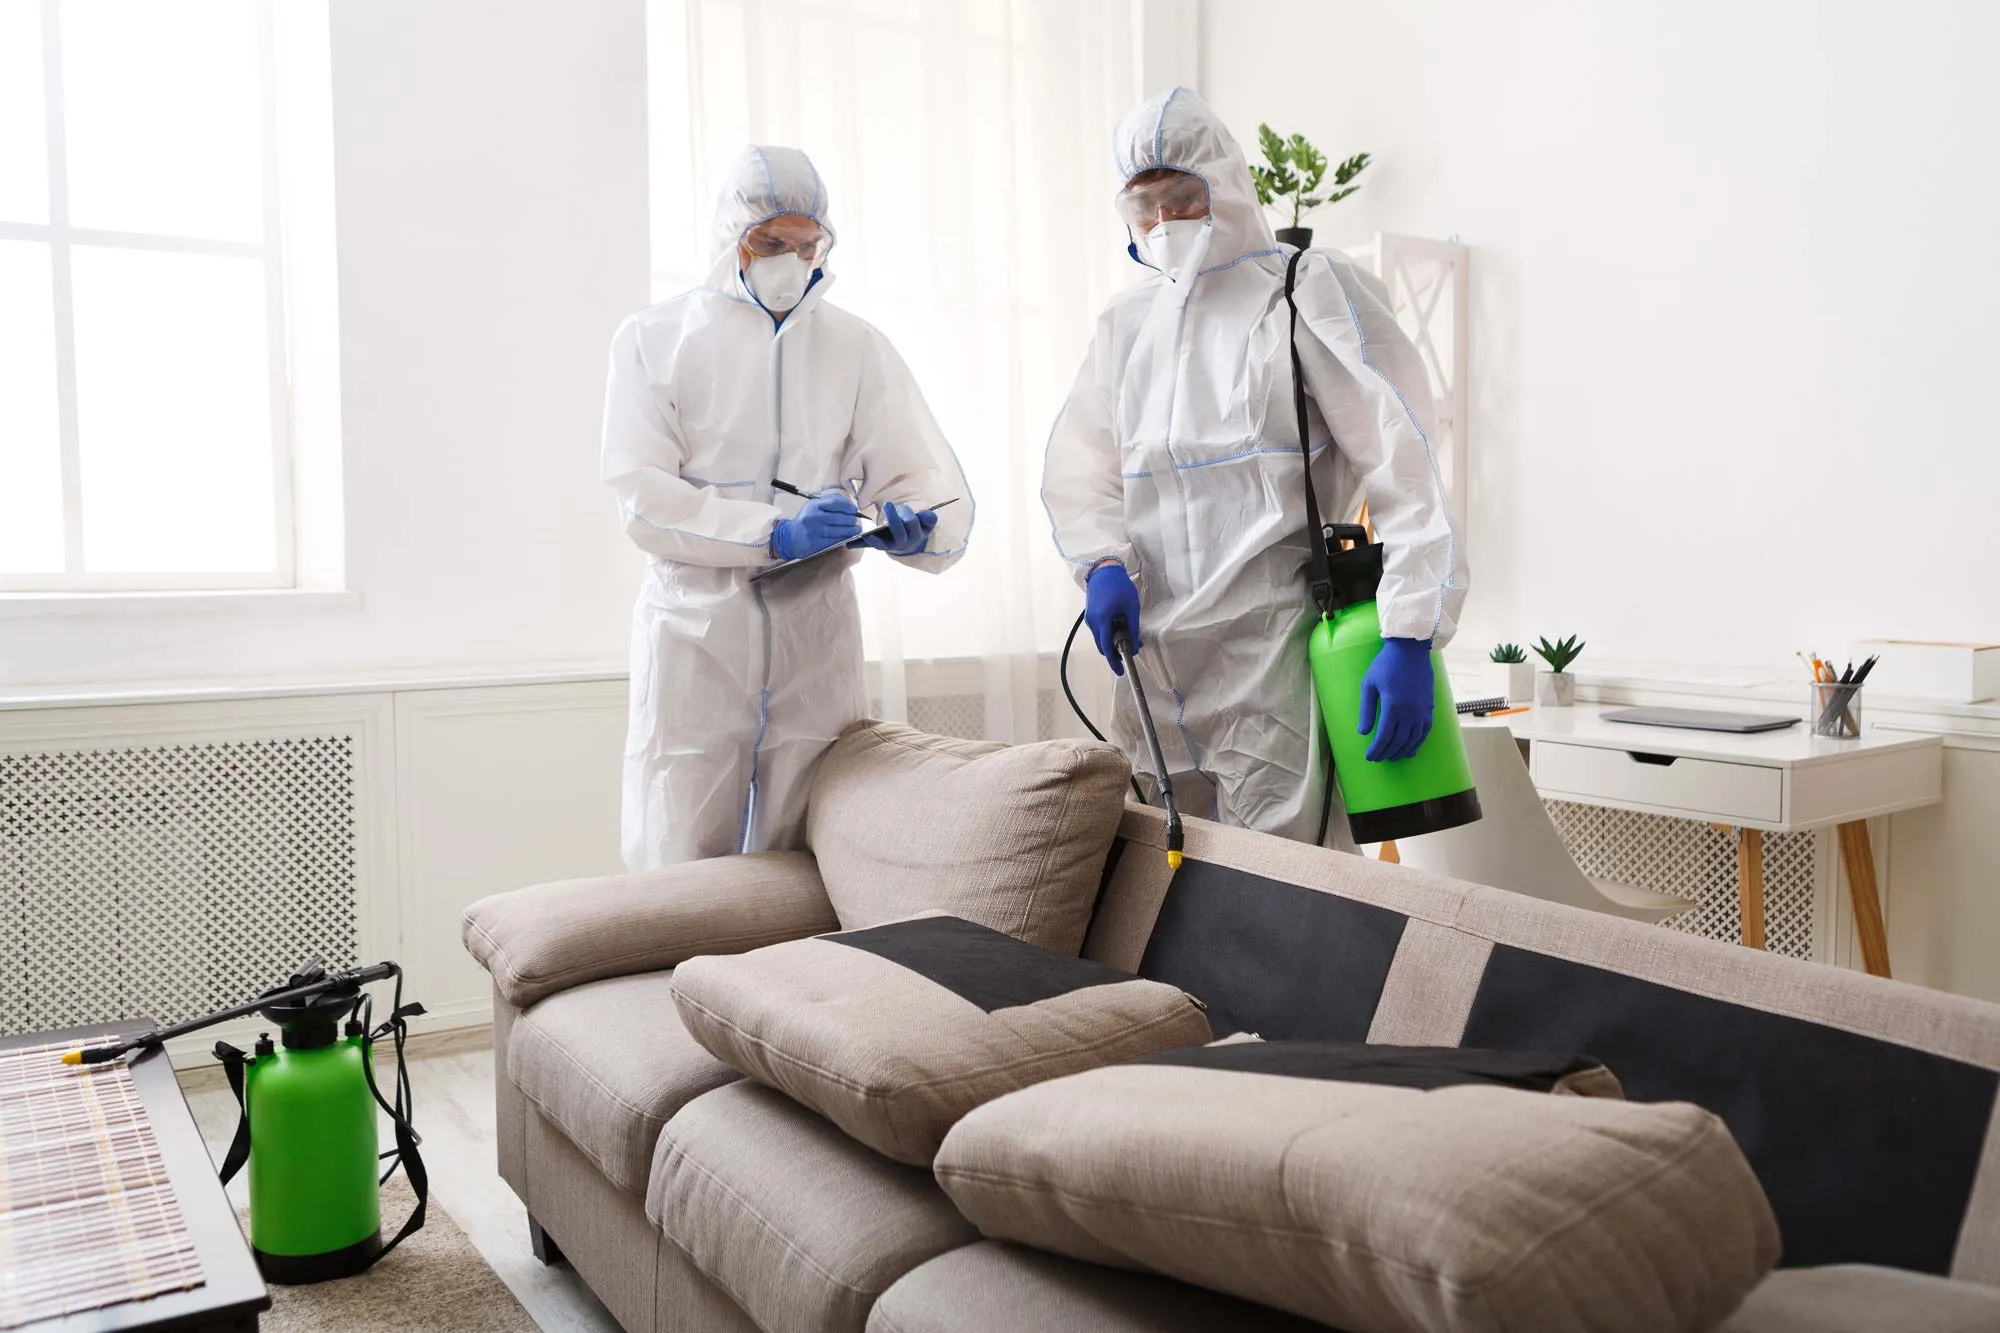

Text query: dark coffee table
(1, 1022), (269, 1332)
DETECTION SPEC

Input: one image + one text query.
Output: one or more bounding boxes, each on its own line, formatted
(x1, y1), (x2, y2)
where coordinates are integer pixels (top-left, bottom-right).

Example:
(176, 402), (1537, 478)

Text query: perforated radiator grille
(1547, 800), (1818, 959)
(0, 737), (359, 1033)
(895, 691), (1062, 743)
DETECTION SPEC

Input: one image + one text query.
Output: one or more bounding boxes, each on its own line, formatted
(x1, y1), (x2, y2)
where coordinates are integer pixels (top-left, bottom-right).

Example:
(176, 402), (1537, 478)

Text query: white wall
(1201, 0), (2000, 668)
(0, 0), (648, 687)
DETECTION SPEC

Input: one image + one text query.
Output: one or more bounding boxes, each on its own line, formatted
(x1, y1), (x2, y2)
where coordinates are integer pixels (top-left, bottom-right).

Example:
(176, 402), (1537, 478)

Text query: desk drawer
(1532, 741), (1783, 824)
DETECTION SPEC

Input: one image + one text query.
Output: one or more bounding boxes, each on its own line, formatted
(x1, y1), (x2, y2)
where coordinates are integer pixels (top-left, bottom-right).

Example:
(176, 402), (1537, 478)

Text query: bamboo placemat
(0, 1038), (205, 1328)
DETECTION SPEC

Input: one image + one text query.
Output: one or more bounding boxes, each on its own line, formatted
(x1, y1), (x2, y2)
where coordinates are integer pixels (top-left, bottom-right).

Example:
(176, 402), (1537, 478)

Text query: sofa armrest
(462, 851), (838, 1009)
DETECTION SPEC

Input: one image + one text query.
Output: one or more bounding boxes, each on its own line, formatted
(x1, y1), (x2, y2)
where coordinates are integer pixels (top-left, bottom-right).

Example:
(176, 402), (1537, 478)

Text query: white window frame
(0, 0), (295, 593)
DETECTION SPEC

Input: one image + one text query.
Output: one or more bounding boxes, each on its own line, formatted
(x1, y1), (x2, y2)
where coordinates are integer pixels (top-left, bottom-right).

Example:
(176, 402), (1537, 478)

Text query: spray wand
(63, 959), (402, 1065)
(1112, 619), (1183, 870)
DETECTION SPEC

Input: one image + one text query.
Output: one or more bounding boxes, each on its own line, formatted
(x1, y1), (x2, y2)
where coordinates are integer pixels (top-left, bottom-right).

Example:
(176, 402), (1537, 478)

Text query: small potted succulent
(1533, 635), (1586, 707)
(1489, 643), (1534, 704)
(1249, 125), (1372, 249)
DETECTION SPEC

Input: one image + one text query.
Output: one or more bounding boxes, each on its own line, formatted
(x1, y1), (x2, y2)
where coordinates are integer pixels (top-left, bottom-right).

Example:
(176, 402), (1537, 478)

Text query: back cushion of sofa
(807, 721), (1131, 956)
(1111, 814), (2000, 1284)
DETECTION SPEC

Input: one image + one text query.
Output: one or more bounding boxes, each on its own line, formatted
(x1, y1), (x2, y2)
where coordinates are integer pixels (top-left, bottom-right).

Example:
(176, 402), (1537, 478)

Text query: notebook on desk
(1601, 706), (1800, 734)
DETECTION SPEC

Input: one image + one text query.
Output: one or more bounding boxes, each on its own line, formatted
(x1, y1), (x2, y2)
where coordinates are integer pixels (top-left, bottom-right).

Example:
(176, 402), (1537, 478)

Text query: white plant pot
(1490, 661), (1536, 704)
(1536, 671), (1576, 707)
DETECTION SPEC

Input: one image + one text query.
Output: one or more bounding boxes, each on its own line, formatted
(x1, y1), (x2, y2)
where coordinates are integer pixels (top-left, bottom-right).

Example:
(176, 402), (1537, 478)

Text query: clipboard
(749, 498), (958, 585)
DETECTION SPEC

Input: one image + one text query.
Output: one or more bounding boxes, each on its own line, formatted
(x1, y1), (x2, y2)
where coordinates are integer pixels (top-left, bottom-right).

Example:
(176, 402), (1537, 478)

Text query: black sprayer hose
(1062, 610), (1147, 805)
(1317, 738), (1336, 849)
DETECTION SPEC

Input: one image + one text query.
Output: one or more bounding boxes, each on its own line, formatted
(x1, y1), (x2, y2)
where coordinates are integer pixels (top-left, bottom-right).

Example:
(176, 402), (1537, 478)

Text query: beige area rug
(236, 1176), (536, 1333)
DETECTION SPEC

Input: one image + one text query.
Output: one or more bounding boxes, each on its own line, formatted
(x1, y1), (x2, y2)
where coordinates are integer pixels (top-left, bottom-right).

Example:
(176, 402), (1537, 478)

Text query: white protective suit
(605, 146), (972, 869)
(1042, 89), (1464, 847)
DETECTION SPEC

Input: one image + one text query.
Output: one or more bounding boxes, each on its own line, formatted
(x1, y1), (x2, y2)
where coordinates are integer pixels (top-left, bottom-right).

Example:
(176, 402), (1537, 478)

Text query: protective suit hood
(708, 144), (838, 307)
(1111, 87), (1276, 274)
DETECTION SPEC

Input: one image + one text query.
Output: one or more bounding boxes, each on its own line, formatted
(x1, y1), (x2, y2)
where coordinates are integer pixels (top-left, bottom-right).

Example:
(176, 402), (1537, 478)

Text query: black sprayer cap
(1321, 524), (1383, 610)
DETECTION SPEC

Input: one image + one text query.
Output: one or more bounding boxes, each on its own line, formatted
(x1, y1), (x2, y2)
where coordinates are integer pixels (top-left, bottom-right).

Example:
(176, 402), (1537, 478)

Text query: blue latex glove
(1358, 637), (1436, 763)
(1084, 562), (1142, 676)
(771, 492), (861, 561)
(862, 501), (937, 556)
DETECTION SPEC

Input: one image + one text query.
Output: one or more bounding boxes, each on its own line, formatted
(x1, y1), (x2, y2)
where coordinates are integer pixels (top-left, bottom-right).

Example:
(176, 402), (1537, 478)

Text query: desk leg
(1836, 820), (1892, 979)
(1378, 840), (1400, 865)
(1736, 829), (1766, 950)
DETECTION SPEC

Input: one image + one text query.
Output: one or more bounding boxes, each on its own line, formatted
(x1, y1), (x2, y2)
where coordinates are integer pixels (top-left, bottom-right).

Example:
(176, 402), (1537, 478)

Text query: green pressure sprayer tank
(244, 990), (384, 1281)
(1310, 524), (1481, 843)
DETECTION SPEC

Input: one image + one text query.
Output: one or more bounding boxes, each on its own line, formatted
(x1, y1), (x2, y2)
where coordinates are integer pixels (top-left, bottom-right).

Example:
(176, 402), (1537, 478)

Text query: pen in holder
(1812, 681), (1863, 739)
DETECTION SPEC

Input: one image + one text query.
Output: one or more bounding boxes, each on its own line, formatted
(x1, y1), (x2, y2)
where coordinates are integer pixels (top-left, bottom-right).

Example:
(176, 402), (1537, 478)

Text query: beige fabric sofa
(464, 725), (2000, 1332)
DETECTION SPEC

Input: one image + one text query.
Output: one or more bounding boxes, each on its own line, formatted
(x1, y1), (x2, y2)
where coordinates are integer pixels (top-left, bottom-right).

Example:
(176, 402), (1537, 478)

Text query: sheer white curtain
(647, 0), (1138, 742)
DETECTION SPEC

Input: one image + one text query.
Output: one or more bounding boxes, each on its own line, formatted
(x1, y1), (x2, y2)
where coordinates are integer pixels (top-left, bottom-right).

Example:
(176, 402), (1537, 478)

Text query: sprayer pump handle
(1325, 523), (1372, 551)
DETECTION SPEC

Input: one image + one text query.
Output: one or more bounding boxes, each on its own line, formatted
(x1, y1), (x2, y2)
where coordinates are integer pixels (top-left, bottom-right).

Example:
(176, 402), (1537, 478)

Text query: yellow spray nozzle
(60, 1051), (83, 1065)
(1167, 850), (1183, 870)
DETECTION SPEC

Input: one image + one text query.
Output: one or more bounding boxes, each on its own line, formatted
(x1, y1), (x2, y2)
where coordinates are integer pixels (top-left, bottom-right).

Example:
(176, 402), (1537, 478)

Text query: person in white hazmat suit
(1042, 88), (1463, 848)
(604, 146), (972, 869)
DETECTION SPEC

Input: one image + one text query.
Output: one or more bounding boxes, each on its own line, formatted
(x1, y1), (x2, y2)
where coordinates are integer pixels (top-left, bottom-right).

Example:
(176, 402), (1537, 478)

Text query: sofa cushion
(1718, 1265), (2000, 1333)
(465, 850), (838, 1008)
(648, 1080), (978, 1333)
(508, 970), (738, 1194)
(671, 915), (1212, 1164)
(806, 721), (1129, 954)
(869, 1242), (1326, 1333)
(935, 1056), (1779, 1333)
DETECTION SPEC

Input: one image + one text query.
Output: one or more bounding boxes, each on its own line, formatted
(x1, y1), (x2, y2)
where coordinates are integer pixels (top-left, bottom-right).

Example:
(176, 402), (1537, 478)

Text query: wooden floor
(178, 1029), (619, 1333)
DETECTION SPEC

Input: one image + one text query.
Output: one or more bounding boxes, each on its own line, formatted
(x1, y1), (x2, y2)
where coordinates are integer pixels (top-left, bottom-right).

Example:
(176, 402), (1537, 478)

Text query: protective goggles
(1114, 171), (1211, 233)
(741, 216), (831, 263)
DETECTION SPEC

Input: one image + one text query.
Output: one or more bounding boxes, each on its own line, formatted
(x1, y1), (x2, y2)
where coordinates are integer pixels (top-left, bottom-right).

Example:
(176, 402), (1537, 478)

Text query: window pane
(62, 0), (263, 241)
(0, 240), (64, 573)
(0, 0), (49, 223)
(71, 246), (274, 573)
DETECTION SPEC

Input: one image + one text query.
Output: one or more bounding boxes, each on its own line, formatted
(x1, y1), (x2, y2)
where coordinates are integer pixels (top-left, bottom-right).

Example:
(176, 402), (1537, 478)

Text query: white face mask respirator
(1144, 218), (1210, 276)
(745, 253), (812, 312)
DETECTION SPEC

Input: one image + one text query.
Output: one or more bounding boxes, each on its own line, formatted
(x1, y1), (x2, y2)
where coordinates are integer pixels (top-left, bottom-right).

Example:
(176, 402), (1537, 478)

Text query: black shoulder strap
(1285, 249), (1334, 617)
(372, 1106), (428, 1266)
(364, 1005), (429, 1268)
(214, 1042), (252, 1186)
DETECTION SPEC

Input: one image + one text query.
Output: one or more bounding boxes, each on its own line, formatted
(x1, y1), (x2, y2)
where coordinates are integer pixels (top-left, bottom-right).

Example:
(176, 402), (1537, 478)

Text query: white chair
(1396, 724), (1692, 923)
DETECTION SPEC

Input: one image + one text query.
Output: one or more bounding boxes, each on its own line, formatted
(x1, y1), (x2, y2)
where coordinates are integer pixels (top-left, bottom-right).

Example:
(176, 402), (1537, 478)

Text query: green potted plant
(1489, 643), (1534, 704)
(1249, 124), (1371, 249)
(1533, 635), (1586, 707)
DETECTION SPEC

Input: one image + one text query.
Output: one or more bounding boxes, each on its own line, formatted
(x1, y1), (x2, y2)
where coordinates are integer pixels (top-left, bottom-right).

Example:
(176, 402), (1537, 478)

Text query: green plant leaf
(1258, 123), (1287, 169)
(1332, 152), (1372, 186)
(1290, 137), (1327, 193)
(1490, 642), (1527, 663)
(1249, 165), (1277, 207)
(1323, 185), (1360, 207)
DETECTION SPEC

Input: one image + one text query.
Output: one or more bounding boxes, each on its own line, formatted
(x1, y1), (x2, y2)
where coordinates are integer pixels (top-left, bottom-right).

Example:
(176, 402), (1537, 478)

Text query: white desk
(1506, 704), (1944, 976)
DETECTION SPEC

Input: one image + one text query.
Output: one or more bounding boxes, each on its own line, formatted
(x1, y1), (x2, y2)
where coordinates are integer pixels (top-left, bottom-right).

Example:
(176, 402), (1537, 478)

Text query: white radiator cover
(1548, 799), (1831, 960)
(902, 690), (1063, 744)
(0, 736), (362, 1037)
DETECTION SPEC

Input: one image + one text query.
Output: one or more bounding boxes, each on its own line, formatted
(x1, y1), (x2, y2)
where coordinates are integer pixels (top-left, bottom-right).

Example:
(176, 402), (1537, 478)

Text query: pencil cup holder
(1811, 682), (1863, 738)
